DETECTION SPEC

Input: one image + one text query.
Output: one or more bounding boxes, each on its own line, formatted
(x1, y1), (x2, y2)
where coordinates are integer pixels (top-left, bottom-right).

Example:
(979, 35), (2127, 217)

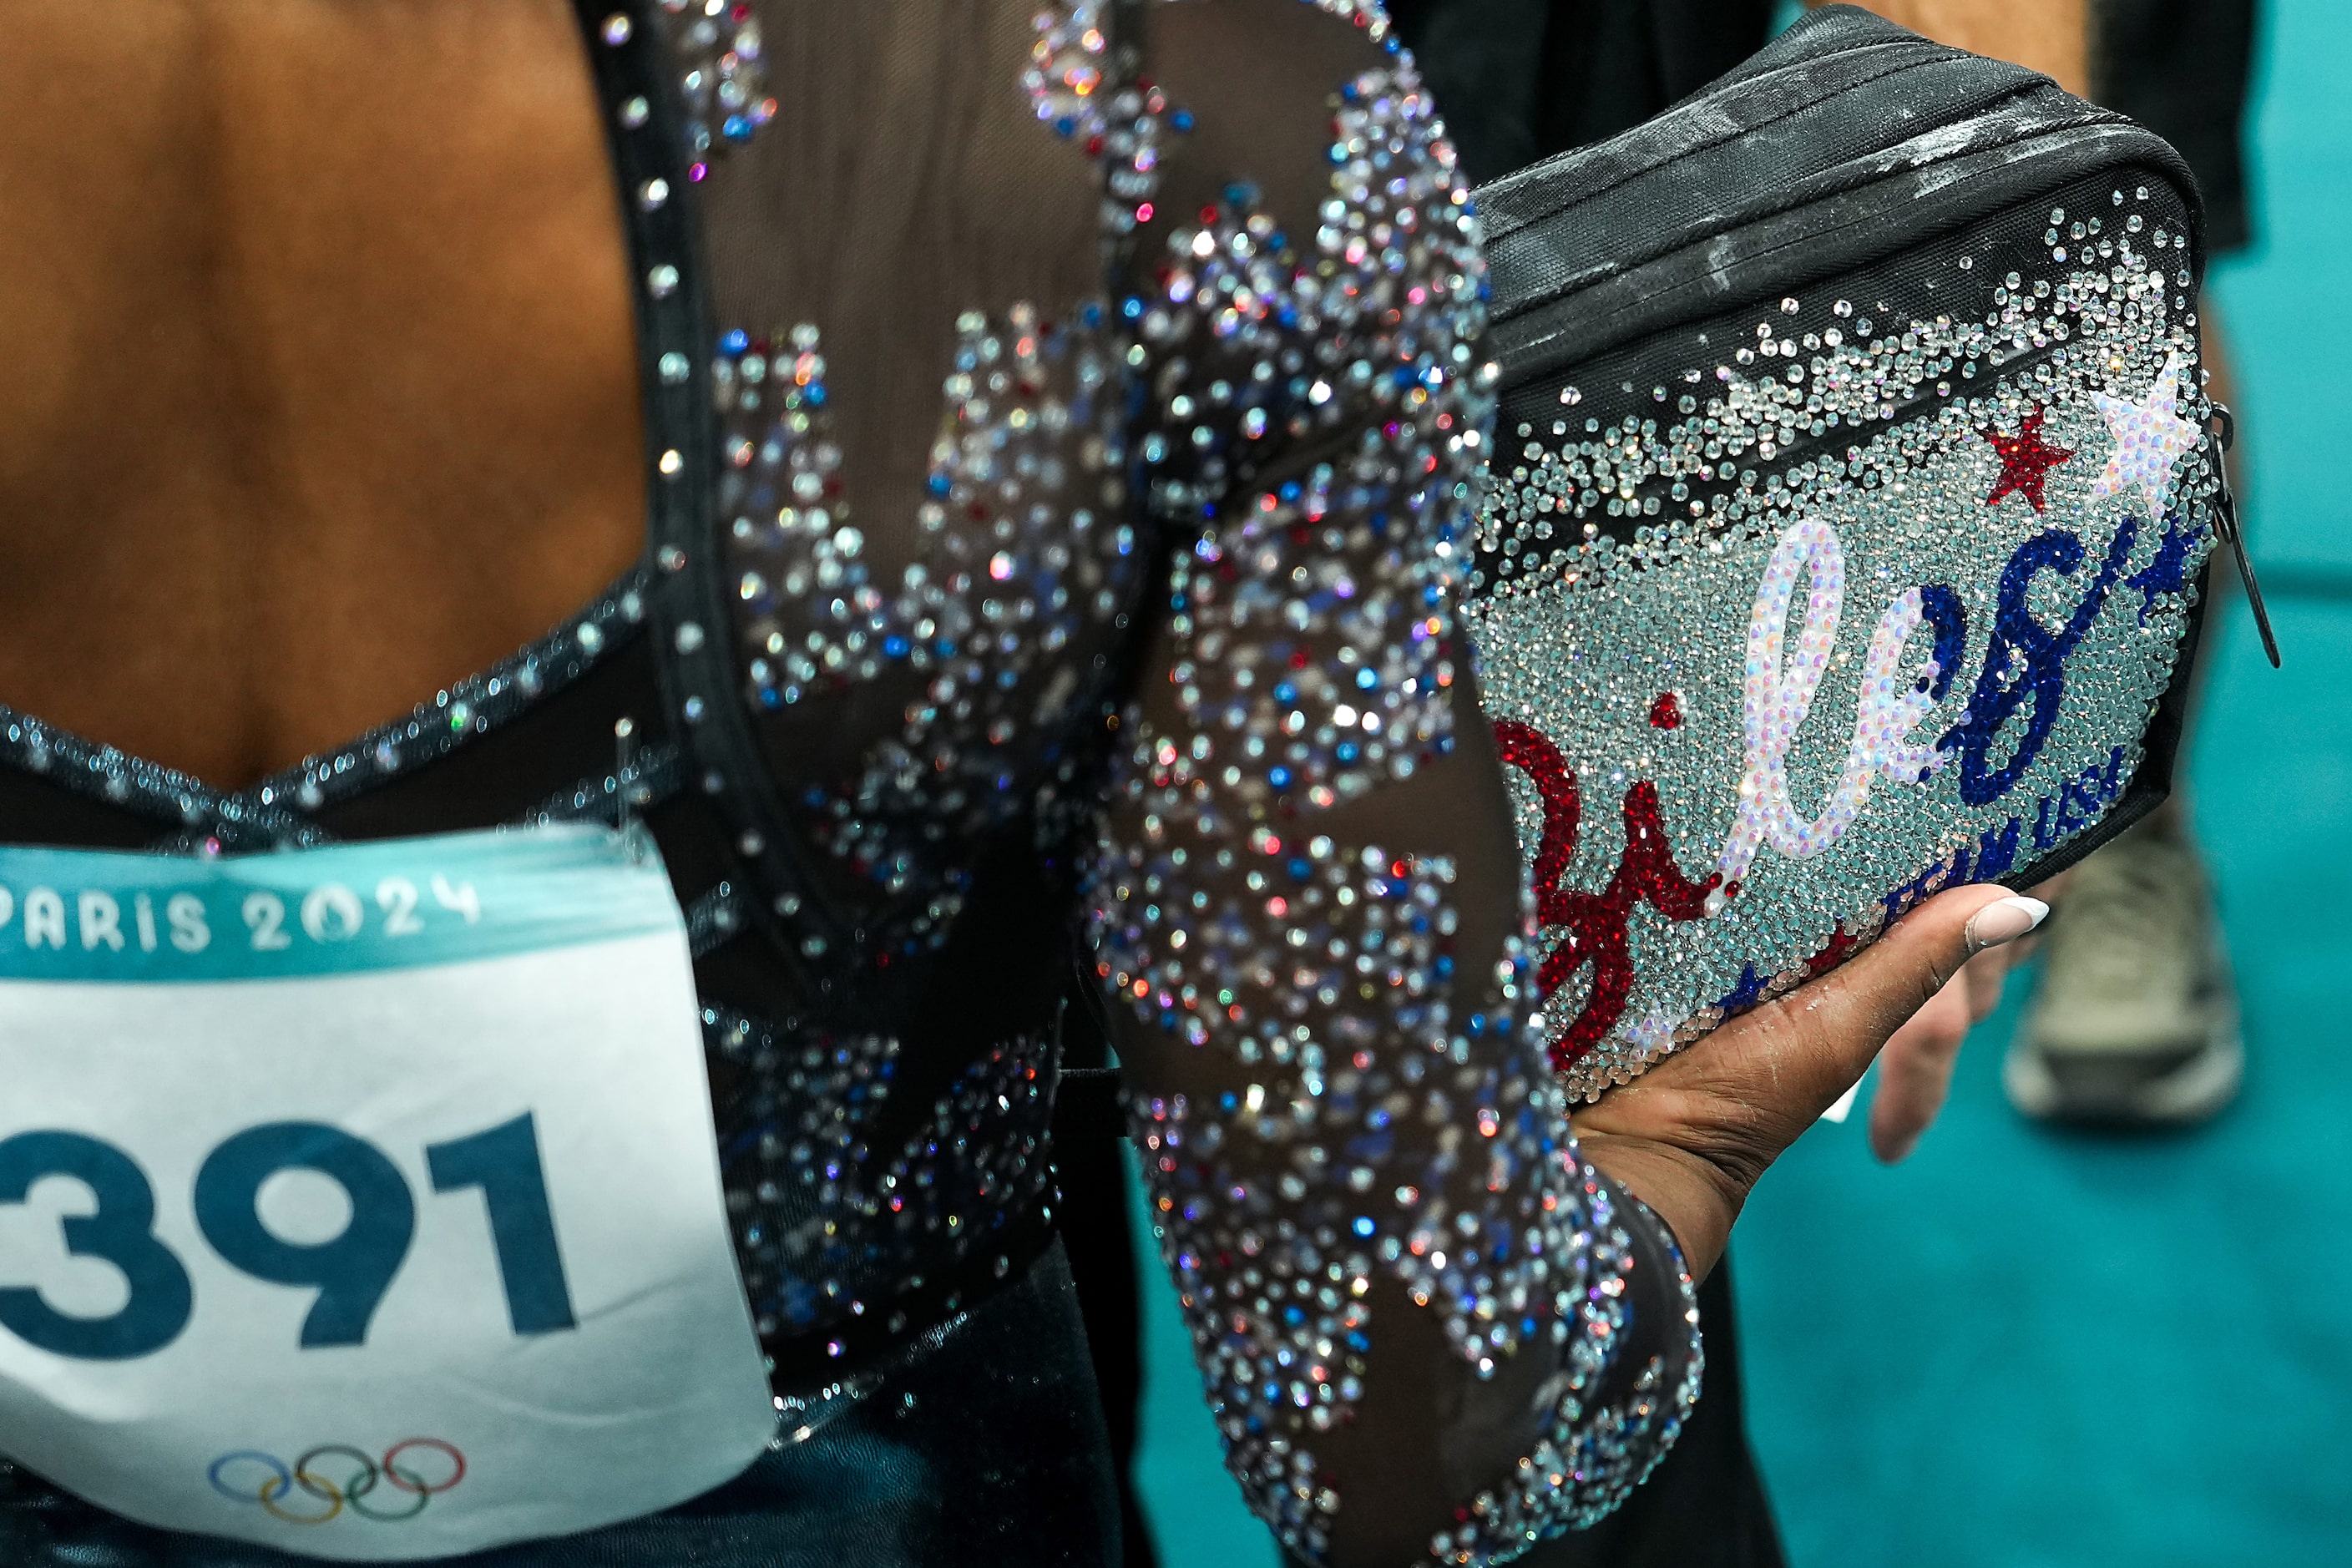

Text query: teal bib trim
(0, 827), (680, 984)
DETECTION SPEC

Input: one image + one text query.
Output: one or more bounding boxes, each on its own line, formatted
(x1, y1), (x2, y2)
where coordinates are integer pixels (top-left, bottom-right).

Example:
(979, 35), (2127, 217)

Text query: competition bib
(0, 827), (775, 1560)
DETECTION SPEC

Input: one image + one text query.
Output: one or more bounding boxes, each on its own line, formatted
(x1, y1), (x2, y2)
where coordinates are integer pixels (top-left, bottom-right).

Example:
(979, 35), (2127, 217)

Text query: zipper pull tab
(2208, 403), (2280, 668)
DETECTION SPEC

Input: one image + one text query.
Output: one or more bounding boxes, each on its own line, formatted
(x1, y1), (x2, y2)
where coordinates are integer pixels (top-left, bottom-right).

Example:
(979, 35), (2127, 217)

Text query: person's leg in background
(2001, 0), (2259, 1128)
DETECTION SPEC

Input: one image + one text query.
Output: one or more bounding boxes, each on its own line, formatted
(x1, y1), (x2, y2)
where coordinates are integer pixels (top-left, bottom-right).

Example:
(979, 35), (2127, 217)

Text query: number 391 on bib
(0, 827), (776, 1561)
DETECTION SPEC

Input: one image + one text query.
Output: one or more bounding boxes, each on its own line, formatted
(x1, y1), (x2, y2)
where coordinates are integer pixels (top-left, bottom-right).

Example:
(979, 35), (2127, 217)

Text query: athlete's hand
(1572, 884), (2048, 1278)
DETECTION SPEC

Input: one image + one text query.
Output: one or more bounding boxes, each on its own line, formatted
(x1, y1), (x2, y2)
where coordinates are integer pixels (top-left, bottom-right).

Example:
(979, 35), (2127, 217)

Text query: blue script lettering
(1940, 518), (2140, 806)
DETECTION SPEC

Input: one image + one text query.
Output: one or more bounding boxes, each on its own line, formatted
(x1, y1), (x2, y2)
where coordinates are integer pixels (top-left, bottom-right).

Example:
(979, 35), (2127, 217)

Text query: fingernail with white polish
(1964, 895), (2049, 953)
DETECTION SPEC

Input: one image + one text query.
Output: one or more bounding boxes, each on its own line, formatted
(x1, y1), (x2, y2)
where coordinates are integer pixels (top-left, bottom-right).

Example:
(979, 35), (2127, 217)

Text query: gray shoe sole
(2004, 1024), (2244, 1127)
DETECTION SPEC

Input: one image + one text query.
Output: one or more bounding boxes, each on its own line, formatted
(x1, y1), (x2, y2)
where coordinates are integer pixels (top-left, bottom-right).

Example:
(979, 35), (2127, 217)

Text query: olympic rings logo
(207, 1439), (466, 1525)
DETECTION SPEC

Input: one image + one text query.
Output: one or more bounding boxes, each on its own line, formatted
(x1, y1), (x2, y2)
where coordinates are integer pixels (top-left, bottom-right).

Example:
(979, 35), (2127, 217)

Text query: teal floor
(1130, 3), (2352, 1564)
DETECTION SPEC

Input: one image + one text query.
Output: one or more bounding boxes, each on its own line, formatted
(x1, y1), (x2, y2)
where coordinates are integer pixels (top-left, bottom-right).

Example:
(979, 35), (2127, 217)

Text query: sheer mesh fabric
(677, 3), (1698, 1558)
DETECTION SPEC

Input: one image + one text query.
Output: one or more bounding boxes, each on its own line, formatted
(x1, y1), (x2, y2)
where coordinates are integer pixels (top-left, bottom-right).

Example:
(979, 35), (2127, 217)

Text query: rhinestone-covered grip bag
(1464, 5), (2267, 1100)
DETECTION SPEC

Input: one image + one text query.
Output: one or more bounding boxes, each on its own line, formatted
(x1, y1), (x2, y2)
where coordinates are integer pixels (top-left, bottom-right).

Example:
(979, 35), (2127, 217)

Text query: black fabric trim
(574, 0), (853, 1015)
(0, 710), (311, 851)
(0, 566), (656, 856)
(0, 764), (184, 852)
(306, 609), (662, 840)
(519, 741), (685, 830)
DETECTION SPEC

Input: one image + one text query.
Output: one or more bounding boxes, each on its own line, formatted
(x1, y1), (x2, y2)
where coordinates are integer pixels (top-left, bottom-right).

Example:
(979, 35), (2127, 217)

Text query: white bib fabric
(0, 826), (775, 1560)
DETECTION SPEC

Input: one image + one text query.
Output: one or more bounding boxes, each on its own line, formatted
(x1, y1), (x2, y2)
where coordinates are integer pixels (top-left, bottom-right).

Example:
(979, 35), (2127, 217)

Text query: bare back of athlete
(0, 0), (644, 790)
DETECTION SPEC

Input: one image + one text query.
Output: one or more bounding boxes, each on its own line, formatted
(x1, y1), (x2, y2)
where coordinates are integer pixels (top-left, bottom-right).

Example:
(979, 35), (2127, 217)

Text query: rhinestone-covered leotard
(0, 3), (1697, 1561)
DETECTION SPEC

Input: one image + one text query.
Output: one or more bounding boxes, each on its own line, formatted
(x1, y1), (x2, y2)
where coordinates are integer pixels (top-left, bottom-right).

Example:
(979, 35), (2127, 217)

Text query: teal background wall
(1130, 2), (2352, 1563)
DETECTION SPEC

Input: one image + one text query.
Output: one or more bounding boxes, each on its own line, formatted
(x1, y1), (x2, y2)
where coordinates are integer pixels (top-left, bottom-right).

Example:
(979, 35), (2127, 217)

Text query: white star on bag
(2091, 350), (2203, 518)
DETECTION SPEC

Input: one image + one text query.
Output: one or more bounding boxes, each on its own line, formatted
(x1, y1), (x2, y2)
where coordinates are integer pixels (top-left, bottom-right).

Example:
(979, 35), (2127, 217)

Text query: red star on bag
(1982, 405), (2073, 513)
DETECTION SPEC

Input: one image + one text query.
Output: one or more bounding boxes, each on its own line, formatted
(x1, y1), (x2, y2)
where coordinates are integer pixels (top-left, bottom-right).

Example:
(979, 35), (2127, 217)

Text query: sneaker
(2004, 812), (2243, 1126)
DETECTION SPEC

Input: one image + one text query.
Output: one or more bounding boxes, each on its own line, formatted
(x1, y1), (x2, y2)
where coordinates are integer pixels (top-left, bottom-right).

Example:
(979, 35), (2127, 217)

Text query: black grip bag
(1462, 4), (2274, 1100)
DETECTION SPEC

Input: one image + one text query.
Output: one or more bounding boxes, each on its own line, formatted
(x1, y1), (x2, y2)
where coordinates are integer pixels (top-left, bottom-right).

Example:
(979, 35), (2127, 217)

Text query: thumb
(1776, 883), (2049, 1110)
